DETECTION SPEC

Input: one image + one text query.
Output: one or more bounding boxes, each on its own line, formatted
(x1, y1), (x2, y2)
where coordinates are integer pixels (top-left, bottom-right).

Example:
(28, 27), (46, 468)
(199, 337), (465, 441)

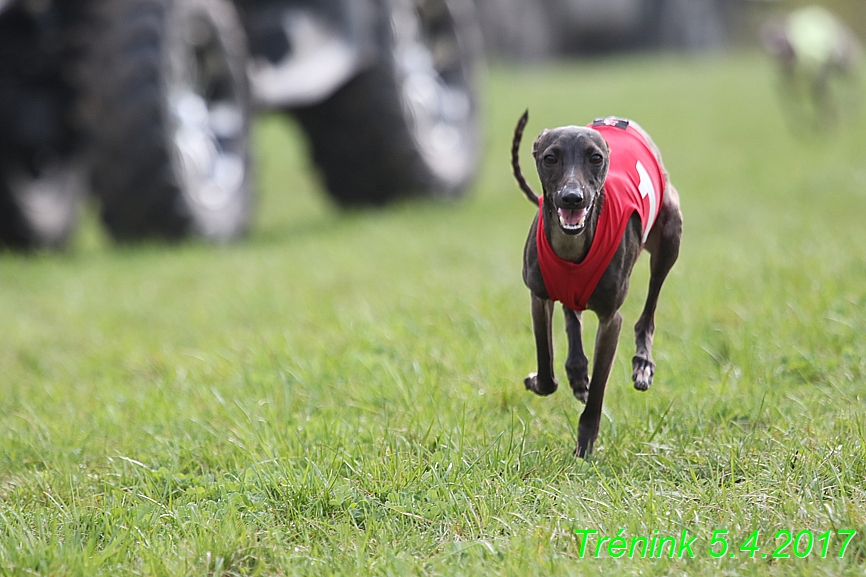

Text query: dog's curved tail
(512, 110), (539, 205)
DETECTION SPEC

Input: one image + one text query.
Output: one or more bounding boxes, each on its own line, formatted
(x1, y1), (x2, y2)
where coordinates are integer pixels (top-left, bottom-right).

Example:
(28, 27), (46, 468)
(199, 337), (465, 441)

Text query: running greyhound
(511, 110), (682, 457)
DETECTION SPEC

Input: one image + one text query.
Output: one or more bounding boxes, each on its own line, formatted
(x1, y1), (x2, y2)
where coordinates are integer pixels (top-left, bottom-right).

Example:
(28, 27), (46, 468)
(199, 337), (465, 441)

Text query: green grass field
(2, 52), (866, 576)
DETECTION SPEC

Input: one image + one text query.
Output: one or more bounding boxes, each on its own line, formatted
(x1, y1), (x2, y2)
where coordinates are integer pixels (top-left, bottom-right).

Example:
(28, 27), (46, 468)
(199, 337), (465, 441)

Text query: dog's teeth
(576, 205), (591, 227)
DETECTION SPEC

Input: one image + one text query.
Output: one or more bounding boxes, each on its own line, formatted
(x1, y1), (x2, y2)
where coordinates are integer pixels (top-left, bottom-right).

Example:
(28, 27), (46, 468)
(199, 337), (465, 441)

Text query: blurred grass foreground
(1, 51), (866, 575)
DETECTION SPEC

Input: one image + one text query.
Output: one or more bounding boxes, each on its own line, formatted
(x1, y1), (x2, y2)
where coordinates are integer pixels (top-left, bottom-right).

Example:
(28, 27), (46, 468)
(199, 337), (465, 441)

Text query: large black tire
(84, 0), (252, 242)
(293, 0), (482, 207)
(0, 3), (86, 249)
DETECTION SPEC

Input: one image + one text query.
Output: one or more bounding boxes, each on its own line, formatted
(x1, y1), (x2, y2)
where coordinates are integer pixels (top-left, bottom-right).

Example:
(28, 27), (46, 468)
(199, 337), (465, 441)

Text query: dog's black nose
(560, 188), (584, 208)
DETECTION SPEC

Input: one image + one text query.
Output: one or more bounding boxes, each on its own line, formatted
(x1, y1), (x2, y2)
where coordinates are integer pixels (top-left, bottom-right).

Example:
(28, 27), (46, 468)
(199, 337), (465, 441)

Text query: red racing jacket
(536, 118), (665, 311)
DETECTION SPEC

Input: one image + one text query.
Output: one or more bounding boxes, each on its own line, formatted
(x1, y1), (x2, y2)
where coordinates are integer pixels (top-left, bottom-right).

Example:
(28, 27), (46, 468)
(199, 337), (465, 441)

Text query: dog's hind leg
(525, 293), (558, 395)
(633, 185), (682, 391)
(563, 307), (589, 403)
(576, 311), (622, 457)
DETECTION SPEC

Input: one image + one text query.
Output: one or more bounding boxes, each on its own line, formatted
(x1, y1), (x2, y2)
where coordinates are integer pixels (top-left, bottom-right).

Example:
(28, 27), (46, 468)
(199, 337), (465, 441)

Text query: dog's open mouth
(557, 206), (588, 233)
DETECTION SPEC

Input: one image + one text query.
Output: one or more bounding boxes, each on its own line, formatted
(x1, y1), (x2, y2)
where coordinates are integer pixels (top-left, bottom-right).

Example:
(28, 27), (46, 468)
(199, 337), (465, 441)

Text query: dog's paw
(524, 372), (558, 396)
(575, 422), (598, 458)
(632, 355), (655, 391)
(571, 384), (589, 404)
(565, 363), (589, 404)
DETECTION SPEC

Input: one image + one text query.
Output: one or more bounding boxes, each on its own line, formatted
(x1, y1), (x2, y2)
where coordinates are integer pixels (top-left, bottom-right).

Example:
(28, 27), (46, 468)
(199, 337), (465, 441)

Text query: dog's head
(532, 126), (609, 235)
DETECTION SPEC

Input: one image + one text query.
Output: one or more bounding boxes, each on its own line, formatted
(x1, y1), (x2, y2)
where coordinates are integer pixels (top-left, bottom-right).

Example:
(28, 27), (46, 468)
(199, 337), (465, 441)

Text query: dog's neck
(542, 193), (603, 263)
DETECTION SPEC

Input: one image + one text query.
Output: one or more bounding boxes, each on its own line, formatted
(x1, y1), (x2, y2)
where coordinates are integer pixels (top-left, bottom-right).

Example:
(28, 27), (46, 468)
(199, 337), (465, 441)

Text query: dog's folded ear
(532, 130), (550, 159)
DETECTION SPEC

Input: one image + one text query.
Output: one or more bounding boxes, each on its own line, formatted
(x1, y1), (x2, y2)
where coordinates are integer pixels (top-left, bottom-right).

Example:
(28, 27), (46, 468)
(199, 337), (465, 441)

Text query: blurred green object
(787, 6), (855, 70)
(762, 4), (863, 133)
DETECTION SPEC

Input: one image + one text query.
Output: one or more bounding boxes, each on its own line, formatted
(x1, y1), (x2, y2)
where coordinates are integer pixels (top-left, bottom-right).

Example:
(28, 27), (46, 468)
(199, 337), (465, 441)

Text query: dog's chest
(535, 124), (665, 311)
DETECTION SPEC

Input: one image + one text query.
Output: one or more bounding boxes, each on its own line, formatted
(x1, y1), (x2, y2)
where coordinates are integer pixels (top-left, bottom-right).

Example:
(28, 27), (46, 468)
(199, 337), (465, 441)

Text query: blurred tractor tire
(0, 163), (84, 250)
(0, 2), (86, 250)
(85, 0), (252, 242)
(293, 0), (481, 207)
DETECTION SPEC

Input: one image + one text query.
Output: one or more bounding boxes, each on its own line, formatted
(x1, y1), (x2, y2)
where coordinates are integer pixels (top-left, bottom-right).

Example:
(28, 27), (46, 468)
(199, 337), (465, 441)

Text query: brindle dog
(511, 110), (682, 457)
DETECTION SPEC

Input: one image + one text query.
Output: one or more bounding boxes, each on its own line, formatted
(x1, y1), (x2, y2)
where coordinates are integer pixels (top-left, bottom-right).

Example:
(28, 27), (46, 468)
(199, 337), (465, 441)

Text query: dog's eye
(542, 154), (557, 166)
(589, 153), (603, 166)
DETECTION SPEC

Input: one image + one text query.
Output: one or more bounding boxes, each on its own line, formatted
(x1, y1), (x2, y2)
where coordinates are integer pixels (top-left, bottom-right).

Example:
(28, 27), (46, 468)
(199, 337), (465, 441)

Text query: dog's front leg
(576, 311), (622, 457)
(525, 293), (558, 395)
(563, 307), (589, 404)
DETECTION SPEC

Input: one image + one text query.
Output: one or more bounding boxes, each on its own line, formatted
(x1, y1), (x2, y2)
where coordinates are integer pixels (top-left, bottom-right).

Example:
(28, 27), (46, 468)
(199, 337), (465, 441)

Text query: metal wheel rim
(165, 8), (246, 214)
(391, 0), (476, 186)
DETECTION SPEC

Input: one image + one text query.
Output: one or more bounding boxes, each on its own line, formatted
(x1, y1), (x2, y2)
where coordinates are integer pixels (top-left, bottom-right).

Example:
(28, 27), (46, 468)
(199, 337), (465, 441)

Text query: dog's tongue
(558, 207), (587, 227)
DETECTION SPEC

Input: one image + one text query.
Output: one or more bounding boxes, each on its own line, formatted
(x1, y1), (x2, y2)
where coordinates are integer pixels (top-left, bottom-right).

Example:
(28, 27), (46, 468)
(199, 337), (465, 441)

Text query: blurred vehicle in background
(0, 1), (88, 249)
(475, 0), (746, 60)
(0, 0), (482, 248)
